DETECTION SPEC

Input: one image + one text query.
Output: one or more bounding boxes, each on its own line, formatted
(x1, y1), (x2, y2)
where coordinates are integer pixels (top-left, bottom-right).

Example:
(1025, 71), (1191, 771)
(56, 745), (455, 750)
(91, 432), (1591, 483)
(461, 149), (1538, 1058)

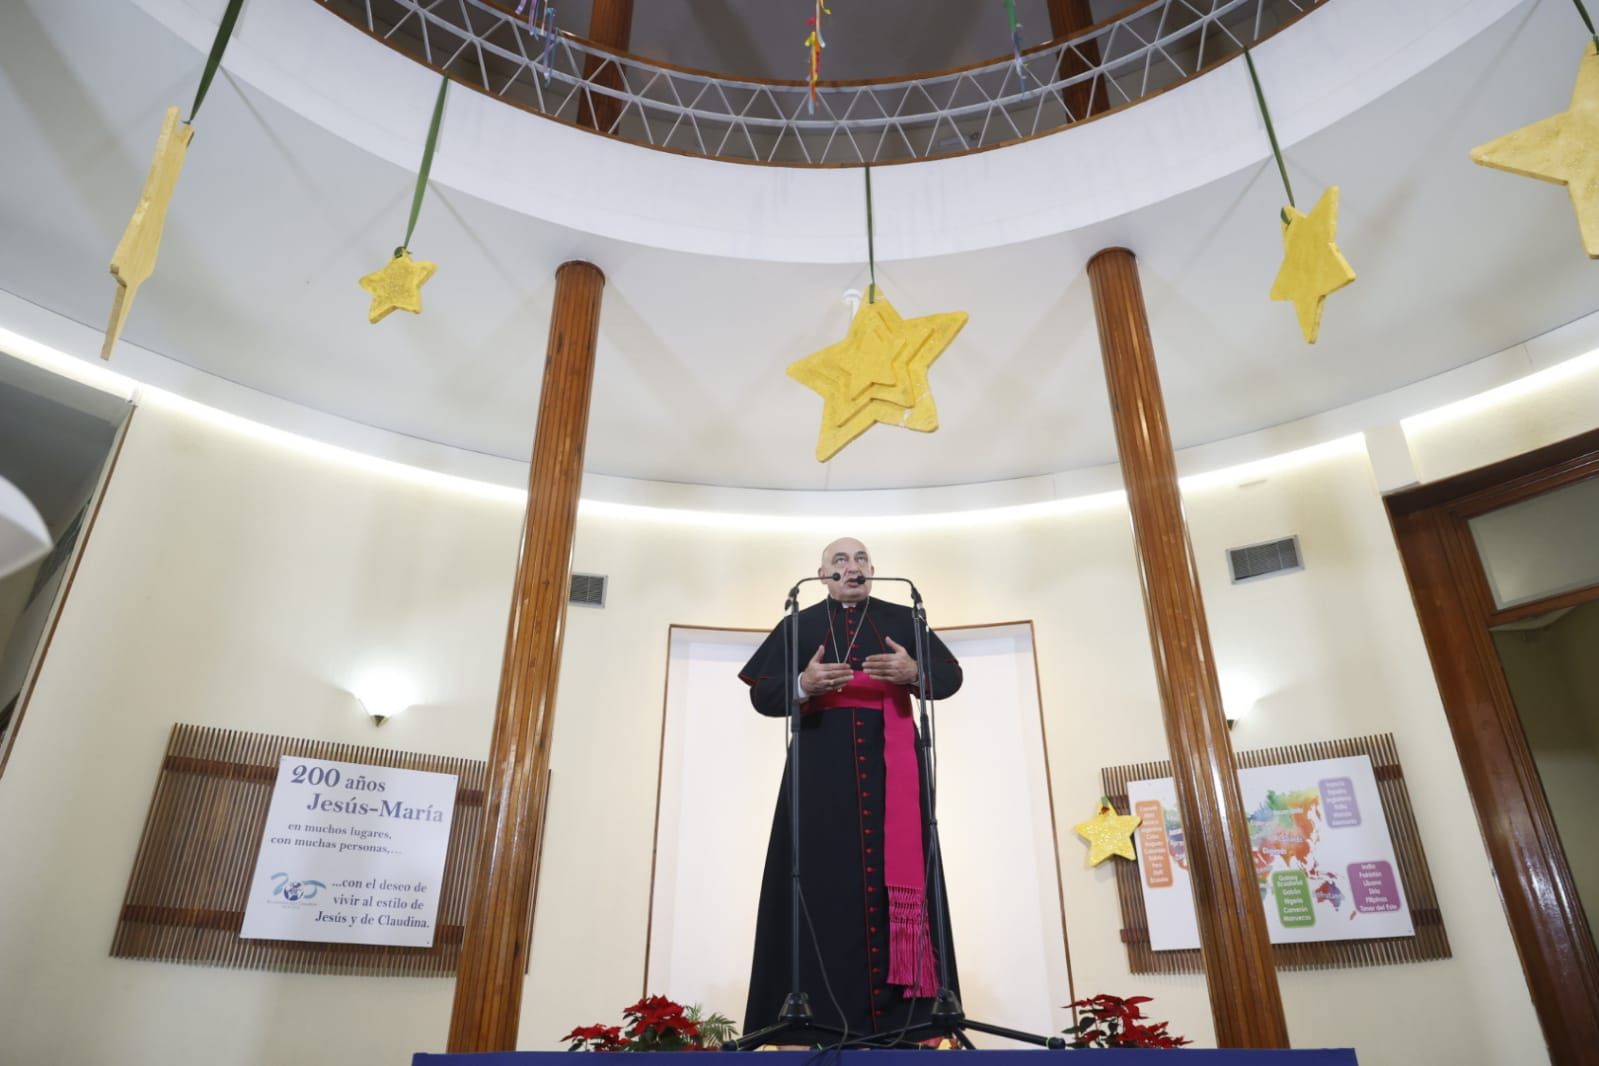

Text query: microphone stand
(728, 576), (849, 1051)
(863, 577), (1066, 1051)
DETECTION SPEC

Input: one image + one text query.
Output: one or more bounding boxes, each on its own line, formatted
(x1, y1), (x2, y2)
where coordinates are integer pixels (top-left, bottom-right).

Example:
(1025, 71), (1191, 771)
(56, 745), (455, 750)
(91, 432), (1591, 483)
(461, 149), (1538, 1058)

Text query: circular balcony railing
(320, 0), (1325, 166)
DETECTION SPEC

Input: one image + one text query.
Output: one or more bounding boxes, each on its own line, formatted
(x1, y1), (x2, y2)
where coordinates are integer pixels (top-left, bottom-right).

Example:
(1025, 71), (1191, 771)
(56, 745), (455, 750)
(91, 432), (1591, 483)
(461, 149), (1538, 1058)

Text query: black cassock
(738, 594), (963, 1041)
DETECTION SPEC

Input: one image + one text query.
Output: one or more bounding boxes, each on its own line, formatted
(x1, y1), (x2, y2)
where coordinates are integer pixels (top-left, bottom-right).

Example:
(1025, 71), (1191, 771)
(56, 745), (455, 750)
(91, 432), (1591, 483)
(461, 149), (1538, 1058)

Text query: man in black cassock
(738, 537), (963, 1043)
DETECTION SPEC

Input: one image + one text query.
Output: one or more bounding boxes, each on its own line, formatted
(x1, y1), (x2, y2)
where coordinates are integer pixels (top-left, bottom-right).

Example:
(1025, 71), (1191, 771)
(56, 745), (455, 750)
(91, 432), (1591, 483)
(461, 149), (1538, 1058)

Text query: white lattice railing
(320, 0), (1324, 165)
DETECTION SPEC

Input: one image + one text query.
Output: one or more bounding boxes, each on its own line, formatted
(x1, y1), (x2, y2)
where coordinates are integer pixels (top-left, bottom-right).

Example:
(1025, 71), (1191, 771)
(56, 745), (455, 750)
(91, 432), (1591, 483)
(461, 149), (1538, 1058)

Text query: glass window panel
(1469, 474), (1599, 610)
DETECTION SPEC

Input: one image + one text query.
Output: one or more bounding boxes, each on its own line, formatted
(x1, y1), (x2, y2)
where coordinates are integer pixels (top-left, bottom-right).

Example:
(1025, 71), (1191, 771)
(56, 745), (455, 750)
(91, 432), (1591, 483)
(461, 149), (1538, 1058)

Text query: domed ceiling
(0, 0), (1592, 491)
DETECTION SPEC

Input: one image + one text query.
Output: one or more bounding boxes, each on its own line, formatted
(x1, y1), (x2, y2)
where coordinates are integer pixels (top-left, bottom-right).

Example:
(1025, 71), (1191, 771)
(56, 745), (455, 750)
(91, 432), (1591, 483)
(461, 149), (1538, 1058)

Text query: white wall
(0, 402), (524, 1066)
(5, 344), (1599, 1063)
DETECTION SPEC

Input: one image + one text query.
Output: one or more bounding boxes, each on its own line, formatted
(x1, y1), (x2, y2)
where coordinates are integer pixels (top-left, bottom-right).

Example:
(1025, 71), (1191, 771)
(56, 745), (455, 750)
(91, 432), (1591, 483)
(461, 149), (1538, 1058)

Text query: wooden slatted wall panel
(1100, 732), (1451, 974)
(111, 723), (487, 976)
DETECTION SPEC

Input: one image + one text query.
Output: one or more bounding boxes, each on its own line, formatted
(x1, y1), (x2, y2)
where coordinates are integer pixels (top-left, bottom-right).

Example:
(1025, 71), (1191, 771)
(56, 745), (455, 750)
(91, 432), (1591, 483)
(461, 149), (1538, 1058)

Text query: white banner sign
(1127, 754), (1414, 951)
(240, 756), (458, 946)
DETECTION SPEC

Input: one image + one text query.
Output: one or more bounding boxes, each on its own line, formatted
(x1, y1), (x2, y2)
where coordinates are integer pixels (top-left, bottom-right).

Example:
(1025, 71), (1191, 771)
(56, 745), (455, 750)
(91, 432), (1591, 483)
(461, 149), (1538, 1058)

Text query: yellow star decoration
(1269, 186), (1356, 344)
(1472, 43), (1599, 258)
(359, 248), (437, 323)
(1074, 802), (1143, 867)
(787, 289), (968, 462)
(104, 106), (194, 360)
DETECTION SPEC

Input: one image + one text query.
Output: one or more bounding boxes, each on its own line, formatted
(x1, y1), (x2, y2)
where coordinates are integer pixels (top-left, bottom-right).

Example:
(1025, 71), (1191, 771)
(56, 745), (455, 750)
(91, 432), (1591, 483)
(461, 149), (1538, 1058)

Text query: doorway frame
(1386, 427), (1599, 1064)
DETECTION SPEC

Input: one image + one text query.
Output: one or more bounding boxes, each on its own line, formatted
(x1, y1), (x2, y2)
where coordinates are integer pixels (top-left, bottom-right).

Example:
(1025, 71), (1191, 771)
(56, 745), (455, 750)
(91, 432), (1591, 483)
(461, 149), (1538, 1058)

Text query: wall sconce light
(1219, 672), (1263, 731)
(351, 669), (418, 727)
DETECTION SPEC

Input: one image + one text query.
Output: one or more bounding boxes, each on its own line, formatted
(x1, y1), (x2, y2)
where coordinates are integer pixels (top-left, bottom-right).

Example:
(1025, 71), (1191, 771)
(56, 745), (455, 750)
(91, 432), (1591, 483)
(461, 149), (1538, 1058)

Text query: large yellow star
(1472, 43), (1599, 258)
(104, 106), (193, 360)
(359, 248), (437, 323)
(787, 291), (967, 462)
(1074, 802), (1143, 866)
(1269, 186), (1356, 344)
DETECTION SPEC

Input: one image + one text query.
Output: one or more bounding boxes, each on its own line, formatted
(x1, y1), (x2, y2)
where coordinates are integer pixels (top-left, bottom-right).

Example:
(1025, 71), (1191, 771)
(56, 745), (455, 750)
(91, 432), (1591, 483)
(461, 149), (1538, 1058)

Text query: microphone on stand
(861, 575), (922, 603)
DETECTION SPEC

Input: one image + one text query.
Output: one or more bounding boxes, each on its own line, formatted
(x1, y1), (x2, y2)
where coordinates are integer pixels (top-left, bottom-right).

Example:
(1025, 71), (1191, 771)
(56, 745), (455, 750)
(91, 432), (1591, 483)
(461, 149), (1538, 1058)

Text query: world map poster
(1126, 754), (1415, 950)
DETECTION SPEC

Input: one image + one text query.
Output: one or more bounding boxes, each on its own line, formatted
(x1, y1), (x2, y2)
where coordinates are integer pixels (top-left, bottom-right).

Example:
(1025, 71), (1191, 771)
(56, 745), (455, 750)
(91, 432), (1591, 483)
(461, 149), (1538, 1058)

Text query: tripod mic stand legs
(725, 993), (852, 1051)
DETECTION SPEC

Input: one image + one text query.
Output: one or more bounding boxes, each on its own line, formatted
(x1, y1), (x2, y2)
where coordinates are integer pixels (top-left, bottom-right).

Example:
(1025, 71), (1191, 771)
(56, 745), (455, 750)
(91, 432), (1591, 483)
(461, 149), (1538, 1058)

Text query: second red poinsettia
(1063, 993), (1192, 1049)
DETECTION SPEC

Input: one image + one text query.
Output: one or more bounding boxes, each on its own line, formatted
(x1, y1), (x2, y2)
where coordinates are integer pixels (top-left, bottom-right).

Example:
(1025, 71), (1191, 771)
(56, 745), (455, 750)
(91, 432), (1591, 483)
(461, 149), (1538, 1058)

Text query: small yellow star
(1074, 802), (1143, 866)
(787, 290), (967, 462)
(1269, 186), (1356, 344)
(1472, 43), (1599, 257)
(104, 106), (193, 360)
(359, 248), (437, 323)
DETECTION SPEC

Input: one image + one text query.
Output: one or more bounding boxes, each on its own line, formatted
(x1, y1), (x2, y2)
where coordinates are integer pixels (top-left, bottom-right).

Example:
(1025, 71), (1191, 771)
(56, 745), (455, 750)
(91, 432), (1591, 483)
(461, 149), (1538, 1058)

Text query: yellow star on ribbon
(104, 106), (194, 360)
(359, 248), (437, 323)
(787, 289), (967, 462)
(1472, 43), (1599, 258)
(1269, 186), (1356, 344)
(1074, 802), (1143, 866)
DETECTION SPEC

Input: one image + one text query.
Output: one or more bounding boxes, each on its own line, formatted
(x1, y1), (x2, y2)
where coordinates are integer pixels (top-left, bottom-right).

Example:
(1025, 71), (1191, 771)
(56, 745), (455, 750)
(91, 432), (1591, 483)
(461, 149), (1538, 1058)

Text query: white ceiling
(1, 0), (1595, 492)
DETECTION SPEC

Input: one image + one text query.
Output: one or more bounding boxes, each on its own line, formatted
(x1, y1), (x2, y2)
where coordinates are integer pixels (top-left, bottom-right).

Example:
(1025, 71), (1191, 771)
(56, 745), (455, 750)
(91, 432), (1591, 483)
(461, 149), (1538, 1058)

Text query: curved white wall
(11, 285), (1599, 520)
(128, 0), (1524, 262)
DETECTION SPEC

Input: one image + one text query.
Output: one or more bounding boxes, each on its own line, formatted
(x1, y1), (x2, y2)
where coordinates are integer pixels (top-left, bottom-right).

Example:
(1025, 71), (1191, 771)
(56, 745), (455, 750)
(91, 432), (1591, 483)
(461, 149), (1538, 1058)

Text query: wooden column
(1085, 247), (1289, 1049)
(1047, 0), (1107, 121)
(447, 260), (605, 1052)
(578, 0), (634, 133)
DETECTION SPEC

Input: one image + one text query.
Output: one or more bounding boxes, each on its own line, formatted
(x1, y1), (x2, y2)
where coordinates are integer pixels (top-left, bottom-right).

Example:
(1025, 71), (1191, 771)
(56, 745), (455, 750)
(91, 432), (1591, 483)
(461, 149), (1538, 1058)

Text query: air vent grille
(569, 572), (607, 608)
(1227, 536), (1303, 584)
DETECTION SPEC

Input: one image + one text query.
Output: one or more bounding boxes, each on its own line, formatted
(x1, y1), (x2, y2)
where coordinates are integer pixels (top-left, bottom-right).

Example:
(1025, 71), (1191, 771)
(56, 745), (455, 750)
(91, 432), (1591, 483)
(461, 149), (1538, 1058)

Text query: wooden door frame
(1386, 428), (1599, 1065)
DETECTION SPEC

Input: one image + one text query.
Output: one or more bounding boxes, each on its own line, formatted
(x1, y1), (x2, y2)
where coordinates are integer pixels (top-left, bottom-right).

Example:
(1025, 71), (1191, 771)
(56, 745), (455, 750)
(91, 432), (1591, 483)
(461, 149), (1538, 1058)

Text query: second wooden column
(447, 260), (605, 1052)
(1086, 247), (1289, 1048)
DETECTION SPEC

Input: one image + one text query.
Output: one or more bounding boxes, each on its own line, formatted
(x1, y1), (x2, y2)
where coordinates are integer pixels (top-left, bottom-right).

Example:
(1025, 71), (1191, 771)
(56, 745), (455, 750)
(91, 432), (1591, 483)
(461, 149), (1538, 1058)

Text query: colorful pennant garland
(359, 75), (448, 324)
(805, 1), (830, 113)
(514, 0), (557, 85)
(1247, 48), (1355, 345)
(102, 0), (246, 360)
(1006, 0), (1025, 75)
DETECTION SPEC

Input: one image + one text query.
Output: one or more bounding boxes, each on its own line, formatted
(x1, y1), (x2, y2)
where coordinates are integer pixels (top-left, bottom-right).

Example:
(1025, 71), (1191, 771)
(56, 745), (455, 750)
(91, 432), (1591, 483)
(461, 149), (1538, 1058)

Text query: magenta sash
(812, 672), (938, 997)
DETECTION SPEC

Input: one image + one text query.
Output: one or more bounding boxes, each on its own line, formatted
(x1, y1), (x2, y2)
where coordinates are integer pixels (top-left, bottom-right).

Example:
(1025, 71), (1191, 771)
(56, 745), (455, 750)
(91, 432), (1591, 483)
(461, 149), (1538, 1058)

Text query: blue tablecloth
(415, 1050), (1357, 1064)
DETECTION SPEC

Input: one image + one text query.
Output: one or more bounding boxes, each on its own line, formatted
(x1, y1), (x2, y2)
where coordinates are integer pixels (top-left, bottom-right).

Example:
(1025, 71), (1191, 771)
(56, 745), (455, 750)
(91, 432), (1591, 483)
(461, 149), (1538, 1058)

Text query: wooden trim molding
(1386, 442), (1599, 1066)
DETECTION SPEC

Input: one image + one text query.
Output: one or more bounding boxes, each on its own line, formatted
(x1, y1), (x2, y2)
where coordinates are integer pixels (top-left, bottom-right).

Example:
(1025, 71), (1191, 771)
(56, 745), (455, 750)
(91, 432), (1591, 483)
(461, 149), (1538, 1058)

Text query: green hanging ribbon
(1572, 0), (1599, 51)
(864, 164), (877, 304)
(399, 75), (451, 255)
(1243, 48), (1294, 222)
(187, 0), (247, 124)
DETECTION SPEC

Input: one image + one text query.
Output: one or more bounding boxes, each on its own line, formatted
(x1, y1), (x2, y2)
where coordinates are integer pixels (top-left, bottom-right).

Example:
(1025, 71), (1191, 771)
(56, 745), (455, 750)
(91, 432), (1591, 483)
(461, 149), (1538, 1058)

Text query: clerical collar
(829, 595), (869, 663)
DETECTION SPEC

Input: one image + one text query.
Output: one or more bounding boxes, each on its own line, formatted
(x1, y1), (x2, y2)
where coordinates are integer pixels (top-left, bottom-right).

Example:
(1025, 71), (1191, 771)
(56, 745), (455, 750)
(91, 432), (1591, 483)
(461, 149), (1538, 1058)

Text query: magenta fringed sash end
(887, 885), (940, 997)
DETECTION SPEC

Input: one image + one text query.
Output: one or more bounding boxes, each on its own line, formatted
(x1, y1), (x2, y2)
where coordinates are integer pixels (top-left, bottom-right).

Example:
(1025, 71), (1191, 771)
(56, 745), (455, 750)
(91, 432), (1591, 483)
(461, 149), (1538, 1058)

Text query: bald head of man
(819, 537), (873, 603)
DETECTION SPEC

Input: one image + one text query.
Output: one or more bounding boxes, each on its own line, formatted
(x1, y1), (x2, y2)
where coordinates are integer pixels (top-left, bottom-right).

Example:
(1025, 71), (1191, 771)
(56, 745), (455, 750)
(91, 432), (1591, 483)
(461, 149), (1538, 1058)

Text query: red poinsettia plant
(562, 995), (737, 1052)
(1063, 994), (1191, 1049)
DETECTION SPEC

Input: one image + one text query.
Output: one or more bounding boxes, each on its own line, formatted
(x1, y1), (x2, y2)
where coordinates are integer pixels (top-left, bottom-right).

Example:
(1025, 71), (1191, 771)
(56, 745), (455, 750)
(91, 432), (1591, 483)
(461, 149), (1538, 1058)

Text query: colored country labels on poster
(1125, 754), (1417, 951)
